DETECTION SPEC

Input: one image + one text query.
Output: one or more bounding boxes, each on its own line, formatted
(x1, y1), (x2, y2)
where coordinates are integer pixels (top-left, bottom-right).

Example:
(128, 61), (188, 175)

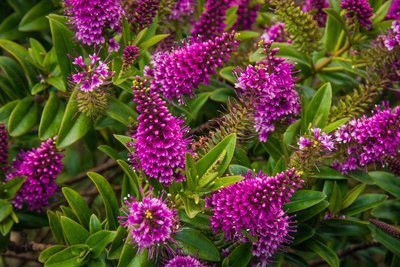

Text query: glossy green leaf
(343, 194), (387, 216)
(45, 244), (90, 267)
(47, 211), (65, 244)
(342, 183), (366, 209)
(140, 34), (169, 50)
(39, 245), (65, 263)
(292, 224), (315, 245)
(60, 216), (90, 245)
(305, 238), (339, 267)
(222, 243), (253, 267)
(39, 91), (65, 140)
(7, 96), (38, 136)
(0, 200), (12, 222)
(86, 230), (116, 258)
(285, 190), (327, 213)
(311, 167), (346, 180)
(57, 90), (91, 148)
(106, 97), (137, 126)
(219, 66), (236, 84)
(174, 228), (220, 261)
(62, 187), (92, 229)
(118, 160), (141, 200)
(48, 14), (81, 79)
(0, 100), (18, 123)
(369, 171), (400, 198)
(19, 0), (56, 31)
(196, 133), (237, 179)
(117, 242), (136, 267)
(328, 182), (343, 214)
(0, 39), (38, 85)
(88, 172), (120, 230)
(304, 83), (332, 129)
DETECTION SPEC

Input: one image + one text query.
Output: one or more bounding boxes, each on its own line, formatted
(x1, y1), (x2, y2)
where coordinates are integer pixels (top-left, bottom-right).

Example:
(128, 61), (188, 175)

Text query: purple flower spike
(170, 0), (195, 21)
(334, 105), (400, 174)
(235, 44), (300, 142)
(302, 0), (329, 27)
(123, 45), (140, 68)
(0, 124), (9, 173)
(387, 0), (400, 20)
(150, 32), (238, 102)
(6, 138), (63, 211)
(119, 196), (178, 249)
(165, 255), (205, 267)
(207, 169), (303, 262)
(340, 0), (373, 29)
(191, 0), (236, 38)
(233, 0), (260, 30)
(71, 53), (112, 92)
(64, 0), (124, 47)
(129, 77), (190, 185)
(128, 0), (160, 32)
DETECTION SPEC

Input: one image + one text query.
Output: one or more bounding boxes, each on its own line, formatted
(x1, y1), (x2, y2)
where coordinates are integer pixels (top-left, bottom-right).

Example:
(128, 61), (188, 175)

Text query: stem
(64, 159), (117, 185)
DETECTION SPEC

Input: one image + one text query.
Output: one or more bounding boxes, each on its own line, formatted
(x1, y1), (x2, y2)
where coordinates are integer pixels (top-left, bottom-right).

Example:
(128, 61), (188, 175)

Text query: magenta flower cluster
(0, 124), (8, 173)
(233, 0), (260, 30)
(235, 44), (300, 142)
(129, 78), (190, 185)
(261, 23), (292, 43)
(149, 32), (238, 102)
(72, 53), (112, 92)
(119, 196), (178, 249)
(64, 0), (123, 50)
(302, 0), (329, 27)
(387, 0), (400, 20)
(207, 169), (303, 262)
(191, 0), (236, 38)
(333, 105), (400, 174)
(6, 139), (63, 211)
(384, 21), (400, 51)
(165, 255), (205, 267)
(170, 0), (195, 21)
(298, 128), (335, 151)
(340, 0), (373, 29)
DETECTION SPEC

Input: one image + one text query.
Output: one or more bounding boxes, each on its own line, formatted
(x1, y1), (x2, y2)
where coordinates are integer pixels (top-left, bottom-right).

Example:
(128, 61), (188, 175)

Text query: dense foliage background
(0, 0), (399, 266)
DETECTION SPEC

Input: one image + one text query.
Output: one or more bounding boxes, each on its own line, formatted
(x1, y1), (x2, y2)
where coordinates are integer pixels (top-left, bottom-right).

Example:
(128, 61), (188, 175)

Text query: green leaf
(224, 6), (238, 31)
(219, 66), (236, 84)
(328, 182), (342, 214)
(47, 211), (65, 244)
(60, 216), (90, 245)
(372, 0), (393, 25)
(371, 200), (400, 222)
(196, 133), (236, 179)
(57, 90), (92, 148)
(0, 100), (18, 123)
(45, 244), (90, 267)
(62, 187), (92, 230)
(0, 200), (12, 222)
(179, 193), (205, 219)
(292, 224), (315, 245)
(370, 223), (400, 256)
(285, 190), (327, 213)
(322, 8), (345, 51)
(18, 0), (56, 31)
(86, 230), (116, 258)
(323, 118), (349, 133)
(108, 226), (127, 260)
(222, 243), (253, 267)
(1, 176), (26, 199)
(207, 175), (243, 191)
(342, 183), (366, 209)
(28, 38), (46, 66)
(304, 83), (332, 130)
(118, 160), (140, 200)
(187, 92), (211, 122)
(0, 56), (28, 95)
(89, 214), (102, 234)
(39, 245), (65, 263)
(174, 228), (220, 261)
(88, 172), (120, 230)
(46, 76), (66, 92)
(39, 91), (65, 140)
(369, 171), (400, 199)
(113, 134), (133, 151)
(343, 194), (387, 216)
(48, 14), (81, 79)
(296, 200), (329, 222)
(229, 164), (251, 176)
(0, 39), (38, 85)
(305, 238), (340, 267)
(31, 82), (49, 95)
(0, 13), (25, 40)
(261, 136), (285, 161)
(117, 242), (136, 267)
(106, 97), (137, 126)
(311, 167), (346, 180)
(7, 96), (38, 136)
(0, 217), (14, 236)
(140, 34), (169, 50)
